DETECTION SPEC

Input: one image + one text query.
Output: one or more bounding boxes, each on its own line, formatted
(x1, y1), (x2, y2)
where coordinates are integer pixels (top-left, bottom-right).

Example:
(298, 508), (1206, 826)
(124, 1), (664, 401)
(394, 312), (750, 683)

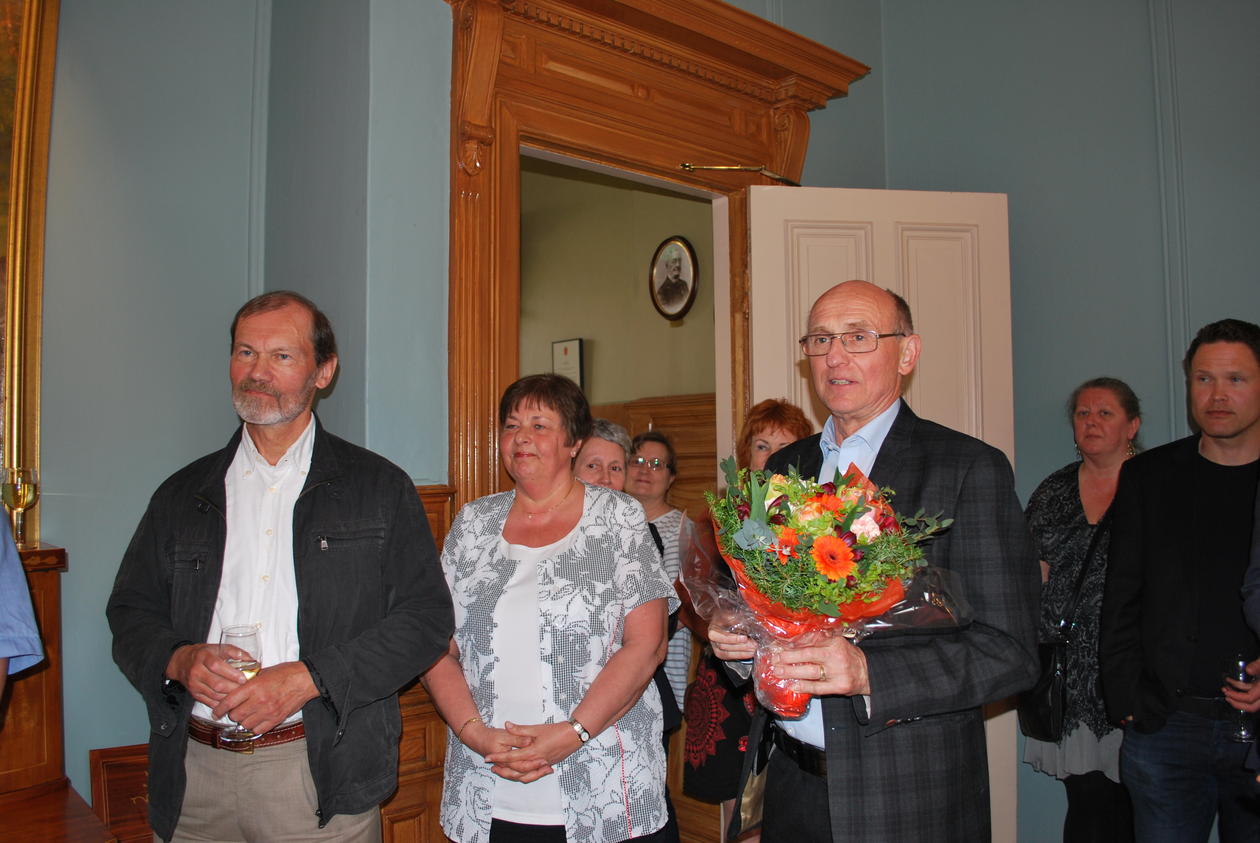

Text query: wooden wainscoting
(591, 392), (718, 520)
(370, 483), (457, 841)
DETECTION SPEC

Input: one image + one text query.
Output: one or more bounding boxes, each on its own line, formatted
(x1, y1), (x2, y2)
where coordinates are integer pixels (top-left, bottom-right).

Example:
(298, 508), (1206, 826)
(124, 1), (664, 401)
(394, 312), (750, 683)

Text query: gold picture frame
(2, 0), (59, 543)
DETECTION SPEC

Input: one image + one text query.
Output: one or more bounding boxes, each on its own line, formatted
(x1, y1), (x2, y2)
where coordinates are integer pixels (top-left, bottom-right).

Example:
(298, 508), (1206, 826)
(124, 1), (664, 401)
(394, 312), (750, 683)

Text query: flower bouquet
(684, 458), (970, 717)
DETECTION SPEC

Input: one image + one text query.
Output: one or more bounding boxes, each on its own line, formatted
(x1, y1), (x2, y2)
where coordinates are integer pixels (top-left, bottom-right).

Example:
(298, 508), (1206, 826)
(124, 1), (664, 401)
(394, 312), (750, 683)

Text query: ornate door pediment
(448, 0), (869, 503)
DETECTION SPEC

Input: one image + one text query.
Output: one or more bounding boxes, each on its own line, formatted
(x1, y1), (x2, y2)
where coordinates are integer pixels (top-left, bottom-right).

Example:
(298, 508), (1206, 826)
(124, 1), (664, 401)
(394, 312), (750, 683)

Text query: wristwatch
(570, 718), (591, 743)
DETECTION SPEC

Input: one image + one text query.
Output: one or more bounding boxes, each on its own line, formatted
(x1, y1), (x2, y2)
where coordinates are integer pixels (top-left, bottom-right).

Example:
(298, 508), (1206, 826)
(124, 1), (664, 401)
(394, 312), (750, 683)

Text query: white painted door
(717, 185), (1019, 841)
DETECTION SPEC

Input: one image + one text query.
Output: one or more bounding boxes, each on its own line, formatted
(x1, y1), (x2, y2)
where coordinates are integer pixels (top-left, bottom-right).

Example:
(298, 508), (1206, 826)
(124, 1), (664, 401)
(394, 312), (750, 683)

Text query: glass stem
(14, 509), (26, 547)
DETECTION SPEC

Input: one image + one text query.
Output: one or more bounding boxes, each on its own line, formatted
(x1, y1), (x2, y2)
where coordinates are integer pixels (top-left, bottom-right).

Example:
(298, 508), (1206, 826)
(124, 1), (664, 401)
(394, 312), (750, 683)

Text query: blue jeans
(1121, 711), (1260, 843)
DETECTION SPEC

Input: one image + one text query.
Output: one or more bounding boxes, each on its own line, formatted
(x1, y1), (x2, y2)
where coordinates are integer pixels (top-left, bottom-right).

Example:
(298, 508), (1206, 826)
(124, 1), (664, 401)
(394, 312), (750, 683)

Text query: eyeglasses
(798, 331), (905, 356)
(628, 456), (672, 472)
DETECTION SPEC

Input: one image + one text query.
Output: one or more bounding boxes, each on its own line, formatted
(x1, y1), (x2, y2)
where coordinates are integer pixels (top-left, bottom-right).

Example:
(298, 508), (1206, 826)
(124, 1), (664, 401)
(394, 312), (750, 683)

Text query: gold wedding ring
(818, 663), (827, 682)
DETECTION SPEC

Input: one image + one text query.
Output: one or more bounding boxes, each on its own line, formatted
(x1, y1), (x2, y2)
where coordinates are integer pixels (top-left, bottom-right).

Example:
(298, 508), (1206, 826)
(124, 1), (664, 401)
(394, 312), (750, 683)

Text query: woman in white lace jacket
(424, 374), (677, 843)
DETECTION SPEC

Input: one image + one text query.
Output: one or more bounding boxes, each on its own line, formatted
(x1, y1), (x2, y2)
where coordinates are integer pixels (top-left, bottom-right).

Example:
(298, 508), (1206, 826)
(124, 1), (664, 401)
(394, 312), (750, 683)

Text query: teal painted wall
(364, 0), (451, 483)
(266, 0), (370, 446)
(41, 0), (266, 796)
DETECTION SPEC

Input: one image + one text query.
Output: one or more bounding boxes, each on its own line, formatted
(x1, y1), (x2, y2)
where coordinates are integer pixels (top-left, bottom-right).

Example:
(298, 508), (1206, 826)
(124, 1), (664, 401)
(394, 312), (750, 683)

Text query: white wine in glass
(1, 467), (39, 549)
(219, 624), (262, 742)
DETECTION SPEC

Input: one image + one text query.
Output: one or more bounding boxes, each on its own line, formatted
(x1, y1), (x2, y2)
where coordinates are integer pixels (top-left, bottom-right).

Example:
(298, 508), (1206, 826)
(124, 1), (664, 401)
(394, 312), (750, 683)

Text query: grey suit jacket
(731, 401), (1040, 842)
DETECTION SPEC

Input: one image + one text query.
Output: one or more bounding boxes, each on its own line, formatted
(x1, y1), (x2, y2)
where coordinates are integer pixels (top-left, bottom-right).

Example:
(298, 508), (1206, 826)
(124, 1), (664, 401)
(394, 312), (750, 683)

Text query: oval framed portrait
(648, 235), (698, 320)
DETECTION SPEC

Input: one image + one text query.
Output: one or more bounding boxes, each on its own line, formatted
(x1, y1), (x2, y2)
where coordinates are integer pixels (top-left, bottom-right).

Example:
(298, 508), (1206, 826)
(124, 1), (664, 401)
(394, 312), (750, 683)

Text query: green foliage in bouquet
(705, 457), (952, 616)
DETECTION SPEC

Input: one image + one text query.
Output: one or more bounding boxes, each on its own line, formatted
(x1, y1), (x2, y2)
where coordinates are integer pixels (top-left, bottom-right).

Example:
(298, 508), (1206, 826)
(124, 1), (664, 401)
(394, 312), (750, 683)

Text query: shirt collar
(238, 415), (317, 476)
(819, 399), (902, 460)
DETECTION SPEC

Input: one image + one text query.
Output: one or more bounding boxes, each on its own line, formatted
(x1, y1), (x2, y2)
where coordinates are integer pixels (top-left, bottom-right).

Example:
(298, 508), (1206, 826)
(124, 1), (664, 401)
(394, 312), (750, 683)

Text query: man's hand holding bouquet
(683, 458), (971, 717)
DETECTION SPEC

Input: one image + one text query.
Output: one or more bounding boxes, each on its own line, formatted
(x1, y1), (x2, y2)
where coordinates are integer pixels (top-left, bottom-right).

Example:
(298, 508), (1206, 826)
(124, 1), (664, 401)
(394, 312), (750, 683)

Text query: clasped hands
(708, 620), (871, 697)
(461, 720), (583, 783)
(166, 643), (318, 735)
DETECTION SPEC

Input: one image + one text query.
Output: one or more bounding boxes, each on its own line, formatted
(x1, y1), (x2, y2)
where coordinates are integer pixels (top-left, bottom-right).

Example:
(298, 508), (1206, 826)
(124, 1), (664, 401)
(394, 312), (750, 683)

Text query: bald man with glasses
(710, 280), (1040, 843)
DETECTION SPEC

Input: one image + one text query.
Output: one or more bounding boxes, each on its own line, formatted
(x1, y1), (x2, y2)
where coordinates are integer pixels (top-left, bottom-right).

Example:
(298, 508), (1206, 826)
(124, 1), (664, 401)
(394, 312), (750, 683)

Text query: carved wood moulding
(448, 0), (868, 506)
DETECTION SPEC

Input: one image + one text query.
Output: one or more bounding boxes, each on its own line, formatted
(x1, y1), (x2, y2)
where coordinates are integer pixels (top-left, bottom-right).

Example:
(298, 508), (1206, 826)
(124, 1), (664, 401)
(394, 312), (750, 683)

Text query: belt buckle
(215, 732), (255, 754)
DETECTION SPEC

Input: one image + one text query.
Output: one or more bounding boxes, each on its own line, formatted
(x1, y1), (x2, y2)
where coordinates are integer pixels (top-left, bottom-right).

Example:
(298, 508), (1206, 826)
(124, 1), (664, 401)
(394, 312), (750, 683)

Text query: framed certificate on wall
(552, 338), (584, 389)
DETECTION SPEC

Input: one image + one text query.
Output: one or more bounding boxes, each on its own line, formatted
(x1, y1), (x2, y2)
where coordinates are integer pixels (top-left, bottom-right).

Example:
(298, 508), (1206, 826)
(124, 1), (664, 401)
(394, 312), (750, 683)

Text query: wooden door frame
(447, 0), (868, 506)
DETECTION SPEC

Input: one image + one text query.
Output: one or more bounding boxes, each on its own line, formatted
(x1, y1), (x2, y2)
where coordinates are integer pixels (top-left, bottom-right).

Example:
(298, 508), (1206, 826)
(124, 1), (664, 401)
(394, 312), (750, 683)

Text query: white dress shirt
(191, 417), (315, 726)
(777, 400), (900, 748)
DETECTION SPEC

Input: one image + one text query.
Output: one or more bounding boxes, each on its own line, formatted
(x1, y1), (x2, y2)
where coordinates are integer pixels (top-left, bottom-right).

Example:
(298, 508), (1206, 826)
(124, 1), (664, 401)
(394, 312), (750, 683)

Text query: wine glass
(1222, 652), (1256, 743)
(1, 467), (39, 549)
(219, 624), (263, 742)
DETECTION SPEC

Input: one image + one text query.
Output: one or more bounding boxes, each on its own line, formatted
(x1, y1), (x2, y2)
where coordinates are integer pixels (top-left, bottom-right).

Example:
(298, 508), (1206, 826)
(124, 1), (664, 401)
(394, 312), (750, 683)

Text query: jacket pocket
(302, 521), (388, 609)
(309, 521), (387, 555)
(166, 539), (213, 623)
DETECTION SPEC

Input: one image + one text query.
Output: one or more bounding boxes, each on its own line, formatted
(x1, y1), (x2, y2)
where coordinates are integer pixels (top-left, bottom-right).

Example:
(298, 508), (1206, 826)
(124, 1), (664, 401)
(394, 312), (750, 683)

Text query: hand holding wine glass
(1221, 651), (1257, 743)
(219, 624), (263, 742)
(2, 467), (39, 549)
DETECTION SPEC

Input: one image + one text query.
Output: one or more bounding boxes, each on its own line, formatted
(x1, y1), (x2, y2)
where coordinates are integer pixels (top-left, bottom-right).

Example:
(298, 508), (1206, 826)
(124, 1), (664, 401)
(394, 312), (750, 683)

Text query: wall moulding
(447, 0), (869, 506)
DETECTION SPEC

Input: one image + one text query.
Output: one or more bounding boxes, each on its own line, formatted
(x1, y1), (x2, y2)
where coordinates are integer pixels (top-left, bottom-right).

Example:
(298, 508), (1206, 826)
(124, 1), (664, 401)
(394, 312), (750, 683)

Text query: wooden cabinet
(0, 544), (66, 794)
(2, 544), (113, 841)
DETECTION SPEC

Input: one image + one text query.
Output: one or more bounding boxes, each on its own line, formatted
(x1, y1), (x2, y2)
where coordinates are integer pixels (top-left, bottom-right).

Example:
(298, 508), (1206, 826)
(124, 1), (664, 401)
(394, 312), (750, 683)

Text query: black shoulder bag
(1017, 513), (1109, 742)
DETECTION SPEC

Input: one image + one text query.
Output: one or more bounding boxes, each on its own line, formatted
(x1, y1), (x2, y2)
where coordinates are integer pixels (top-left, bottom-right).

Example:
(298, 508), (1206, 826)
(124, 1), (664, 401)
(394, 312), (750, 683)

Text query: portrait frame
(648, 235), (698, 321)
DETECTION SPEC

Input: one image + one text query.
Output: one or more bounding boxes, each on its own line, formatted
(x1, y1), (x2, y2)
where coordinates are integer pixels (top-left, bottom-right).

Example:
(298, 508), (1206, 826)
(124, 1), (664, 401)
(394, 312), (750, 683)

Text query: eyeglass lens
(800, 331), (879, 355)
(630, 457), (665, 471)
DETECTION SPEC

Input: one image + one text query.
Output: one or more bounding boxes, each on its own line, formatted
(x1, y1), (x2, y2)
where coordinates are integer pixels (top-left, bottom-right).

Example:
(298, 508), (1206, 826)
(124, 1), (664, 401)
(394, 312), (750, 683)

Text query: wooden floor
(0, 778), (114, 842)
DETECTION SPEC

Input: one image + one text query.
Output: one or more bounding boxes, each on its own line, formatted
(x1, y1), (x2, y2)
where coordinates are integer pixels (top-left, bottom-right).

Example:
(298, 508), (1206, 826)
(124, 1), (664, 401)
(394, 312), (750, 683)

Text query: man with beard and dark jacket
(107, 291), (453, 841)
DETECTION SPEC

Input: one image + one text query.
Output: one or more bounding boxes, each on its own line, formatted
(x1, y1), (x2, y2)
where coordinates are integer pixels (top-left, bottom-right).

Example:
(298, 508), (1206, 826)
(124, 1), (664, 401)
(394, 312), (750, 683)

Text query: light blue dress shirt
(0, 529), (43, 675)
(777, 400), (901, 748)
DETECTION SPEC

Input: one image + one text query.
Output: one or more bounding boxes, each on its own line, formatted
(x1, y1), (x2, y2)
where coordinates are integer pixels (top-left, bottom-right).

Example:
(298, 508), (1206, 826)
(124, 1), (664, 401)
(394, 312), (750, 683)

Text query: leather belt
(188, 718), (306, 754)
(770, 724), (827, 778)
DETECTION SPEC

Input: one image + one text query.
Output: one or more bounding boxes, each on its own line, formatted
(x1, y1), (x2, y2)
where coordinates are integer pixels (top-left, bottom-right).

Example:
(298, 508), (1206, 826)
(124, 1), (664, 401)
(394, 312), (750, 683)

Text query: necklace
(520, 481), (575, 520)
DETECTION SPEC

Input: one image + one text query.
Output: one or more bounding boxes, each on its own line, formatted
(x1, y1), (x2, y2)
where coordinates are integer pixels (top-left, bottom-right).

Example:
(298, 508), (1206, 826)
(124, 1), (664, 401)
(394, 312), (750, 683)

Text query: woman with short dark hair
(425, 374), (676, 843)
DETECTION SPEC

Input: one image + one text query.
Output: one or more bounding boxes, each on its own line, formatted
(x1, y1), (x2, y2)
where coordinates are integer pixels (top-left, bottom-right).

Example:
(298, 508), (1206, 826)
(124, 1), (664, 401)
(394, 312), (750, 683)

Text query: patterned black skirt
(682, 647), (757, 802)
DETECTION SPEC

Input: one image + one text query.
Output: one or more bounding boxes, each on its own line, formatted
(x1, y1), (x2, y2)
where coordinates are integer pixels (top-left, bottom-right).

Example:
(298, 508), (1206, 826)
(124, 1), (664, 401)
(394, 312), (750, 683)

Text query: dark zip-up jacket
(107, 421), (454, 840)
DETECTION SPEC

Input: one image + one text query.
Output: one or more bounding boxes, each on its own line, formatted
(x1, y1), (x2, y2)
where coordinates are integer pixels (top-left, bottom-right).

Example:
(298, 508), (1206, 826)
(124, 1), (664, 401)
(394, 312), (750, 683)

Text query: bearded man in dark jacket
(107, 291), (453, 841)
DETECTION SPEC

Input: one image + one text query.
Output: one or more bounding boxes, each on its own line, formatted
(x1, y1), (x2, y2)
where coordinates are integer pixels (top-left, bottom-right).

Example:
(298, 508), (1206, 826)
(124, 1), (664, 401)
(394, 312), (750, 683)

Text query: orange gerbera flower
(811, 493), (844, 514)
(812, 534), (856, 581)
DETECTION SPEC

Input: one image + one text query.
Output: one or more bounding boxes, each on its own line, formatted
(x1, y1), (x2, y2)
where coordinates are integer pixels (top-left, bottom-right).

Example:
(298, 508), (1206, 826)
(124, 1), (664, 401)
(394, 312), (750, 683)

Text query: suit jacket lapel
(869, 400), (915, 490)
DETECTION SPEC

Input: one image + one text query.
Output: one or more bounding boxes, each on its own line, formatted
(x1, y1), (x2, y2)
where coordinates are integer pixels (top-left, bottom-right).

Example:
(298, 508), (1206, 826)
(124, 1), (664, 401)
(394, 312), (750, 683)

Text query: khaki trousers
(163, 737), (382, 842)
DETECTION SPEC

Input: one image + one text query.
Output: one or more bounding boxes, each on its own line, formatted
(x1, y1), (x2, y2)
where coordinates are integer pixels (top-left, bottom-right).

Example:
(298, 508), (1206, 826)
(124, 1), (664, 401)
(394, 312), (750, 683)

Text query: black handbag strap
(1051, 510), (1111, 640)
